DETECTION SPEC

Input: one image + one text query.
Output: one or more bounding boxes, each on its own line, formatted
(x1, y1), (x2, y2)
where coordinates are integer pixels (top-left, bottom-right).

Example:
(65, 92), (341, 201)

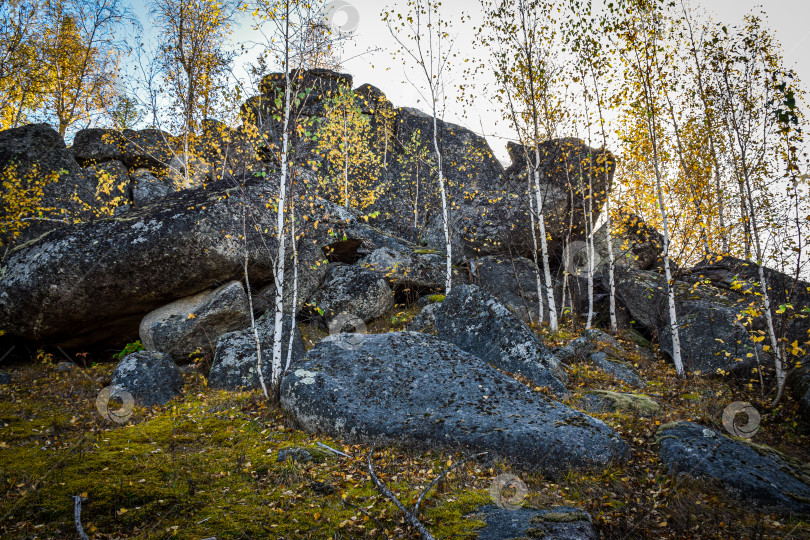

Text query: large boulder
(71, 128), (126, 165)
(82, 160), (131, 215)
(0, 123), (95, 245)
(131, 168), (173, 206)
(307, 263), (394, 325)
(471, 254), (545, 324)
(473, 505), (598, 540)
(657, 421), (810, 515)
(119, 128), (178, 169)
(690, 255), (810, 350)
(593, 209), (663, 271)
(372, 105), (506, 246)
(358, 245), (449, 301)
(281, 331), (629, 474)
(433, 284), (567, 395)
(613, 267), (758, 376)
(139, 281), (251, 362)
(0, 176), (278, 347)
(110, 351), (183, 406)
(208, 313), (304, 390)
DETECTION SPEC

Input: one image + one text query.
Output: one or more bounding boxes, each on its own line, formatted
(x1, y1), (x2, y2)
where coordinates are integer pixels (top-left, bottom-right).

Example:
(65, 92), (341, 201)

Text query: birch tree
(316, 85), (381, 209)
(479, 0), (561, 330)
(383, 0), (455, 294)
(245, 0), (338, 398)
(152, 0), (234, 186)
(614, 0), (685, 375)
(35, 0), (133, 137)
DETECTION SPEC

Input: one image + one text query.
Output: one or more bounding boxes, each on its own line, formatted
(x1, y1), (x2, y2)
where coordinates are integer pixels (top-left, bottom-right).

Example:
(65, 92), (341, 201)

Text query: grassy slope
(1, 310), (809, 539)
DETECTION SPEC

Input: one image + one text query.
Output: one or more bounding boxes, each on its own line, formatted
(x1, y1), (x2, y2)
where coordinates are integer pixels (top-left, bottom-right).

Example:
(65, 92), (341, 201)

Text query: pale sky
(132, 0), (810, 163)
(334, 0), (810, 163)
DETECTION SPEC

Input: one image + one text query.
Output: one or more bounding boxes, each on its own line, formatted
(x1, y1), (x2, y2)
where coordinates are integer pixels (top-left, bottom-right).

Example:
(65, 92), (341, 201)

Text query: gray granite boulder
(434, 284), (567, 395)
(140, 281), (251, 362)
(472, 505), (598, 540)
(359, 246), (446, 297)
(657, 421), (810, 515)
(407, 302), (440, 333)
(308, 263), (394, 325)
(593, 209), (663, 271)
(71, 128), (126, 165)
(589, 351), (646, 388)
(131, 168), (173, 206)
(471, 255), (545, 324)
(0, 123), (95, 246)
(614, 267), (758, 376)
(281, 332), (629, 475)
(208, 314), (305, 390)
(111, 351), (182, 406)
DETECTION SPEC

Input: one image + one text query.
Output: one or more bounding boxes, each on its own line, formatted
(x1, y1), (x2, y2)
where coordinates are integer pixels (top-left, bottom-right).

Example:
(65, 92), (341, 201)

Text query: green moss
(524, 526), (547, 537)
(530, 510), (588, 523)
(0, 373), (496, 539)
(414, 249), (439, 254)
(621, 329), (652, 349)
(657, 421), (684, 433)
(427, 294), (446, 303)
(585, 390), (661, 417)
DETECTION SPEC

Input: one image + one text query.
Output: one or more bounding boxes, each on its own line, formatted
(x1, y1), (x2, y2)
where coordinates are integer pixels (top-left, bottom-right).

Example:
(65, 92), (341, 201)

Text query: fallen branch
(72, 495), (89, 540)
(317, 441), (350, 458)
(342, 498), (390, 539)
(413, 452), (488, 517)
(367, 446), (435, 540)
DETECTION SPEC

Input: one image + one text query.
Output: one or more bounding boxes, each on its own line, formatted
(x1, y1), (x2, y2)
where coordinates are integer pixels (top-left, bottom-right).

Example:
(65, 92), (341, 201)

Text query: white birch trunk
(285, 212), (299, 374)
(653, 164), (685, 376)
(269, 51), (292, 395)
(583, 169), (595, 330)
(533, 147), (557, 331)
(605, 190), (617, 333)
(526, 163), (545, 325)
(432, 113), (452, 294)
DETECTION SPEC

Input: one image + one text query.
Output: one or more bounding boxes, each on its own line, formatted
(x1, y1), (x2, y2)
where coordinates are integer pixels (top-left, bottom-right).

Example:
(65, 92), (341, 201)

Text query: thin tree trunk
(285, 208), (299, 374)
(269, 14), (292, 398)
(526, 162), (545, 325)
(636, 37), (685, 376)
(533, 146), (557, 331)
(242, 202), (268, 398)
(432, 112), (452, 293)
(605, 190), (617, 333)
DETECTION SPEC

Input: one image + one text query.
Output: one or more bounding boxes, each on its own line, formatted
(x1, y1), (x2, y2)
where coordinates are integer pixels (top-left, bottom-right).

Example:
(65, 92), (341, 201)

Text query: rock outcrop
(110, 351), (183, 406)
(433, 284), (567, 395)
(614, 266), (759, 375)
(140, 281), (251, 362)
(208, 314), (305, 390)
(657, 421), (810, 515)
(281, 332), (629, 474)
(472, 505), (598, 540)
(307, 263), (394, 326)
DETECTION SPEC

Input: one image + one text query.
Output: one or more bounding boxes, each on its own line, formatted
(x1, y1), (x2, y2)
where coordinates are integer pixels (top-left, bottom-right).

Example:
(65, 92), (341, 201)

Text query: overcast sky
(330, 0), (810, 163)
(134, 1), (810, 163)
